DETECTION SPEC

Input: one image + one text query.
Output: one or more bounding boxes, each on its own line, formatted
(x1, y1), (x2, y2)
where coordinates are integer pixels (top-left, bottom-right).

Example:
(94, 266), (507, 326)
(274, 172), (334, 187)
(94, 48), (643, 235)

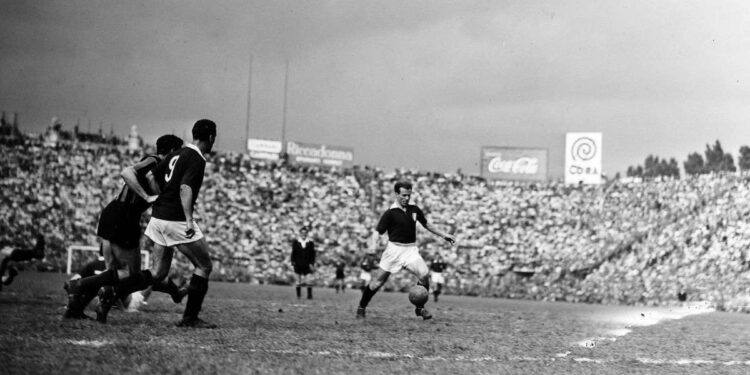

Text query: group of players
(59, 119), (219, 328)
(291, 234), (449, 304)
(2, 118), (458, 327)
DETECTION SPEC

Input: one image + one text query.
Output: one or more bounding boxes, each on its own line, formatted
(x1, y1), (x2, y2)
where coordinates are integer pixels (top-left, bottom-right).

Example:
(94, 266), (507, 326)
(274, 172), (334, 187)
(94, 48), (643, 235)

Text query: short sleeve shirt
(375, 204), (427, 244)
(116, 154), (160, 214)
(151, 144), (206, 221)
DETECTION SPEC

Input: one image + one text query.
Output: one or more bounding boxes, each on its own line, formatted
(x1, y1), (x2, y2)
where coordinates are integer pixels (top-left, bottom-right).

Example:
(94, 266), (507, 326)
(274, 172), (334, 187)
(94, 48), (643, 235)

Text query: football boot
(95, 286), (116, 323)
(415, 307), (433, 320)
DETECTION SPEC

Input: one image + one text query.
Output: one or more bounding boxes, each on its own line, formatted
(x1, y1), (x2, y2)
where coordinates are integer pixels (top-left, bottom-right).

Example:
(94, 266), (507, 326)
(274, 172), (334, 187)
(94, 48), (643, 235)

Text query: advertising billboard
(481, 147), (548, 181)
(247, 138), (282, 160)
(565, 132), (602, 185)
(286, 141), (354, 168)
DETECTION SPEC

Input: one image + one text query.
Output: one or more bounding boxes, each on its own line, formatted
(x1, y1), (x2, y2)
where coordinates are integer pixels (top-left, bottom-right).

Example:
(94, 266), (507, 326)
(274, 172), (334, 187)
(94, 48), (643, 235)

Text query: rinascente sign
(247, 138), (282, 160)
(286, 141), (354, 167)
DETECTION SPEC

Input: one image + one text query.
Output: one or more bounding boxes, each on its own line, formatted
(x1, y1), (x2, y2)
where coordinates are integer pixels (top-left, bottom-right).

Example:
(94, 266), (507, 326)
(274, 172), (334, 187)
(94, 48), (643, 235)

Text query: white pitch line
(66, 339), (111, 348)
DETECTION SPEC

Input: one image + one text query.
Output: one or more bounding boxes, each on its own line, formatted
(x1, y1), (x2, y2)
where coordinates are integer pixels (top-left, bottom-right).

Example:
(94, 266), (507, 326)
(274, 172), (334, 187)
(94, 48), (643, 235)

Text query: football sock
(183, 274), (208, 319)
(417, 280), (430, 292)
(359, 285), (379, 308)
(78, 269), (118, 295)
(295, 286), (301, 299)
(307, 287), (313, 299)
(116, 271), (152, 297)
(9, 249), (34, 262)
(152, 277), (179, 297)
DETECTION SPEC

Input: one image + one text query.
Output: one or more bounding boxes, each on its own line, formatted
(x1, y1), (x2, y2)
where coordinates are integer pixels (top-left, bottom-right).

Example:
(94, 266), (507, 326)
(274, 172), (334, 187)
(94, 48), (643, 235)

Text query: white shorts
(378, 242), (428, 277)
(359, 270), (372, 284)
(431, 272), (445, 285)
(144, 218), (204, 247)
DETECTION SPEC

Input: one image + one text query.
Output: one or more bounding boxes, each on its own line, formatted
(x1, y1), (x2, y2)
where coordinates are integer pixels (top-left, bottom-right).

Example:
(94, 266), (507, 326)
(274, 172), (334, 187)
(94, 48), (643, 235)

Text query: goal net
(66, 245), (151, 275)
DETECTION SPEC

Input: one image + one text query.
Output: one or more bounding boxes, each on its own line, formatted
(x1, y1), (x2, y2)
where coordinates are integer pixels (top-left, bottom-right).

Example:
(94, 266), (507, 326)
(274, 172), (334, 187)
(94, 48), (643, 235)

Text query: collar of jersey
(186, 143), (206, 161)
(390, 202), (408, 211)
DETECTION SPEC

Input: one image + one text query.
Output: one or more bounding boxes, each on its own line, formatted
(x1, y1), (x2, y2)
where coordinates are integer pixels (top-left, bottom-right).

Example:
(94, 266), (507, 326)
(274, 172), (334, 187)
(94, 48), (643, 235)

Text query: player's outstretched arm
(422, 222), (456, 246)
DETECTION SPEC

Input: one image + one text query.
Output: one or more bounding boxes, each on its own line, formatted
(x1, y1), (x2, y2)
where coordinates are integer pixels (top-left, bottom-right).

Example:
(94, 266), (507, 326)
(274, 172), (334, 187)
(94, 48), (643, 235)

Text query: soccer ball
(408, 285), (429, 306)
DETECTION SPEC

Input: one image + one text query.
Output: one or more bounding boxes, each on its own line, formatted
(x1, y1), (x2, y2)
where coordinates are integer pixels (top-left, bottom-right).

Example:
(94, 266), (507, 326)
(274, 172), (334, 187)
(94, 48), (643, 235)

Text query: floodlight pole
(244, 54), (253, 152)
(281, 59), (289, 153)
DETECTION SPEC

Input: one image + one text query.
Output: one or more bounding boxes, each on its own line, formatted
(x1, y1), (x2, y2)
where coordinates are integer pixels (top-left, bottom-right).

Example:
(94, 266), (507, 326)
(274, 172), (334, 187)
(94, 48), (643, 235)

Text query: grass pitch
(1, 272), (749, 374)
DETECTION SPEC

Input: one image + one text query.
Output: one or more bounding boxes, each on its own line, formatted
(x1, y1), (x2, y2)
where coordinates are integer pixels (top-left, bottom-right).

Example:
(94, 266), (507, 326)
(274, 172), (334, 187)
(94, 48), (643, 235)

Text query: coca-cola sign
(481, 147), (548, 181)
(488, 156), (539, 174)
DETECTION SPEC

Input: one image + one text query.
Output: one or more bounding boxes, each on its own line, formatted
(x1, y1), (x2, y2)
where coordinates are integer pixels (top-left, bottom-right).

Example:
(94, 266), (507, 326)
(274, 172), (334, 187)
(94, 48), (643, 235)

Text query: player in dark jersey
(334, 259), (345, 293)
(429, 254), (447, 302)
(357, 181), (456, 320)
(291, 226), (316, 299)
(63, 134), (184, 321)
(358, 251), (378, 291)
(0, 234), (45, 292)
(142, 119), (217, 328)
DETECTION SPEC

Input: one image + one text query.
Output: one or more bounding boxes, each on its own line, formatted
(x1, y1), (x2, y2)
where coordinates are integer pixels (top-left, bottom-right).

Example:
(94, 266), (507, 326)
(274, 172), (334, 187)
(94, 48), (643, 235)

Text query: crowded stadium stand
(1, 129), (749, 312)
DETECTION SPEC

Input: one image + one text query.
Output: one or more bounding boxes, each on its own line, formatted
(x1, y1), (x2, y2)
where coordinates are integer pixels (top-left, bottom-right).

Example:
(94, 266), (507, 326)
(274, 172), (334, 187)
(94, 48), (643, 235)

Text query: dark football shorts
(96, 200), (142, 249)
(294, 265), (312, 275)
(336, 270), (345, 279)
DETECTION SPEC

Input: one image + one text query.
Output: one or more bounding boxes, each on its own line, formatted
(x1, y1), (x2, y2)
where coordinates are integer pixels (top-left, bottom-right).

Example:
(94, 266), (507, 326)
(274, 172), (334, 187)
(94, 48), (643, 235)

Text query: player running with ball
(357, 181), (455, 320)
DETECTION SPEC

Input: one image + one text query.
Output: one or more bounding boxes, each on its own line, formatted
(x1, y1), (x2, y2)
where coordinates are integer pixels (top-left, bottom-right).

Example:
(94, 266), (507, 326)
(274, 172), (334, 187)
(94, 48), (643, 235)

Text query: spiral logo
(571, 137), (597, 161)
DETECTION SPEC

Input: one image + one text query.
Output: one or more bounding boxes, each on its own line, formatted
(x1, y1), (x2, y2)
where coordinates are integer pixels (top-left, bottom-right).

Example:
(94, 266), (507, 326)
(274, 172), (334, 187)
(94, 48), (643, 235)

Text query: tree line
(626, 140), (750, 178)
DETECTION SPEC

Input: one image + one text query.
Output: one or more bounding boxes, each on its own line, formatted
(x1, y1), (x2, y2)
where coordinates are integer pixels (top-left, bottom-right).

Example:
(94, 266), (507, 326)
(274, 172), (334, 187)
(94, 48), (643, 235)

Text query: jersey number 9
(164, 156), (180, 182)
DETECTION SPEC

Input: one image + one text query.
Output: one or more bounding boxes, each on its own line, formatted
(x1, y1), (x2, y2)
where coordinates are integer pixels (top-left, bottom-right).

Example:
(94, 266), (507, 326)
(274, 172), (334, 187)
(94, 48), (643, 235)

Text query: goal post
(66, 245), (150, 275)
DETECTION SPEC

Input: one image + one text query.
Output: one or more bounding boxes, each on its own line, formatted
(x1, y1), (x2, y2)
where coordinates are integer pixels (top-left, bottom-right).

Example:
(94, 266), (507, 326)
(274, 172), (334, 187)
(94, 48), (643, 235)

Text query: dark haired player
(429, 254), (447, 302)
(143, 119), (218, 328)
(291, 226), (316, 299)
(0, 234), (45, 292)
(358, 250), (378, 290)
(357, 181), (456, 320)
(64, 134), (185, 321)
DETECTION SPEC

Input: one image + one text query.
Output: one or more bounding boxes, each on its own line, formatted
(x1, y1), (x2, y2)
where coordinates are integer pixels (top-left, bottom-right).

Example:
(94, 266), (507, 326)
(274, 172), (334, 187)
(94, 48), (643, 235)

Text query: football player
(358, 250), (378, 290)
(357, 181), (455, 320)
(429, 254), (447, 302)
(63, 134), (185, 321)
(0, 234), (45, 291)
(142, 119), (218, 328)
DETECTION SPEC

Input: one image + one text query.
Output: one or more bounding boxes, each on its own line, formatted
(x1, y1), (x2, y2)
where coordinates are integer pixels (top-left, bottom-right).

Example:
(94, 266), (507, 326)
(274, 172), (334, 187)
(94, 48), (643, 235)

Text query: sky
(2, 0), (750, 178)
